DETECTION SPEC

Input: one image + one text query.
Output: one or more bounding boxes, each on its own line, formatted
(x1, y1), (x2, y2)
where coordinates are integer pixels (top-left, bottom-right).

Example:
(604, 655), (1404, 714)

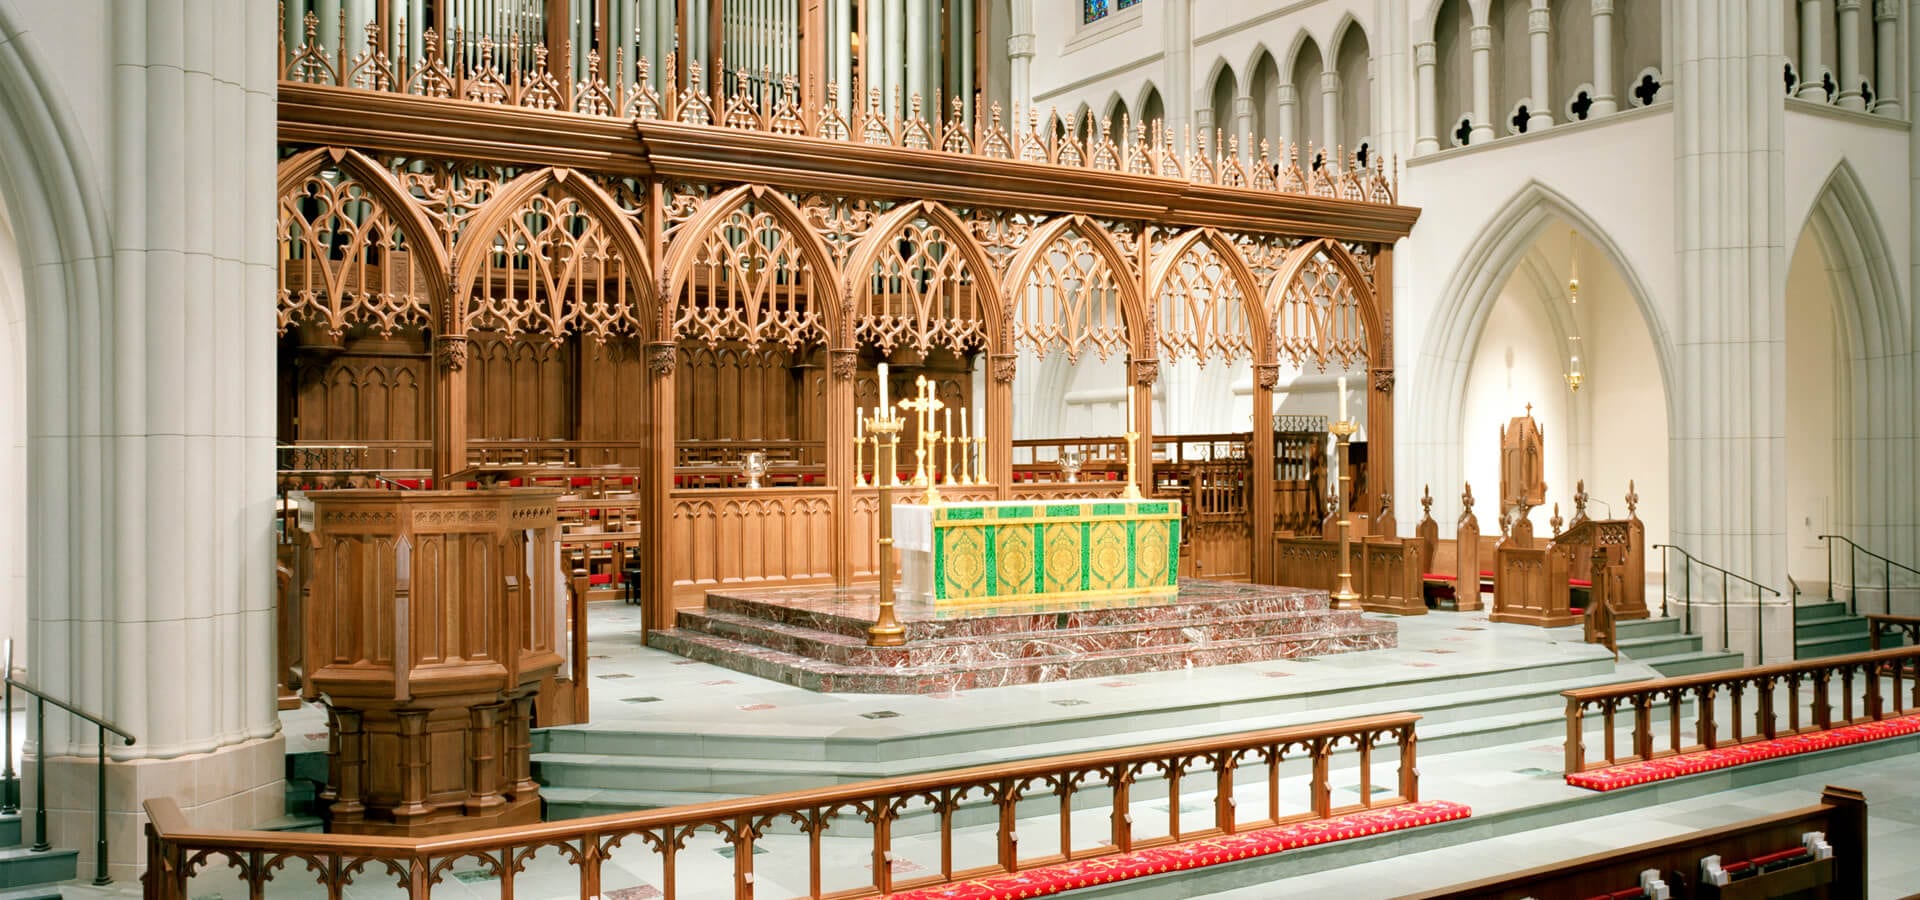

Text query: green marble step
(1795, 614), (1873, 640)
(0, 815), (19, 850)
(1640, 649), (1748, 677)
(536, 667), (1655, 811)
(0, 847), (74, 890)
(540, 652), (1623, 764)
(1614, 632), (1702, 659)
(1796, 633), (1876, 659)
(1613, 616), (1685, 640)
(1794, 600), (1853, 622)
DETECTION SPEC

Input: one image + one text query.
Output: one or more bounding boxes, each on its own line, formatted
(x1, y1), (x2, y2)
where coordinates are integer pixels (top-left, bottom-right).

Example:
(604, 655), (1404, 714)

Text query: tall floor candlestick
(1330, 418), (1360, 609)
(866, 409), (906, 647)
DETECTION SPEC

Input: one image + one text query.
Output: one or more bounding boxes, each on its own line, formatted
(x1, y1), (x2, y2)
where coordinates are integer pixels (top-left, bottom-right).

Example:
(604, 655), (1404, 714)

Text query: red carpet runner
(886, 800), (1472, 899)
(1566, 711), (1920, 791)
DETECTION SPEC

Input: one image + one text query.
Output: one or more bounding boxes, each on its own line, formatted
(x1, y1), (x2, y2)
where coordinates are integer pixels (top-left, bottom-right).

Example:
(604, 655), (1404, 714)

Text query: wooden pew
(1404, 785), (1867, 899)
(557, 497), (646, 603)
(1415, 484), (1492, 612)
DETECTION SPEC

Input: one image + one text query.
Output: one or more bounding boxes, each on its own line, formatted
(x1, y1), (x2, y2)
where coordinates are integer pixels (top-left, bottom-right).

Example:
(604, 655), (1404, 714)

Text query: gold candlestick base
(866, 418), (907, 647)
(1121, 430), (1143, 500)
(1330, 418), (1360, 610)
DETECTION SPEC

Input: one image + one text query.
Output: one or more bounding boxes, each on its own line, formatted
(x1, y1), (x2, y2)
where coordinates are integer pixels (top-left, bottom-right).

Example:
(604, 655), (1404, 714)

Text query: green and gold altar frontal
(894, 498), (1181, 605)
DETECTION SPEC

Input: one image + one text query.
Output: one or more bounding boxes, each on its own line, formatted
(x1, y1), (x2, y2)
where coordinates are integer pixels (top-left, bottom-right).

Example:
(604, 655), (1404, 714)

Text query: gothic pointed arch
(452, 167), (656, 342)
(999, 215), (1147, 364)
(1795, 160), (1909, 361)
(1146, 228), (1267, 362)
(276, 146), (453, 336)
(841, 199), (1006, 356)
(662, 183), (841, 350)
(1265, 238), (1382, 369)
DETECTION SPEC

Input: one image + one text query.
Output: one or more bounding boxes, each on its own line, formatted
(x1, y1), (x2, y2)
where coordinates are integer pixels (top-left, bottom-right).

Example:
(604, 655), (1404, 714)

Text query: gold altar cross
(897, 375), (945, 502)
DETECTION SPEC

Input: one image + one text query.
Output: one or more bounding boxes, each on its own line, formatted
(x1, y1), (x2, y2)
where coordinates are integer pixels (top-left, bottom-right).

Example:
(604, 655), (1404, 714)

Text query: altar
(894, 497), (1182, 605)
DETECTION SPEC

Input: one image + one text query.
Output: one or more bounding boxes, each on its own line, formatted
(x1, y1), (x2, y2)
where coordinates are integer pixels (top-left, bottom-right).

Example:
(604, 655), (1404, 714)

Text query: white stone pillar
(1008, 0), (1035, 122)
(1321, 69), (1341, 154)
(1232, 93), (1255, 157)
(1875, 0), (1901, 115)
(1469, 23), (1495, 142)
(22, 0), (284, 881)
(1671, 0), (1790, 663)
(1528, 0), (1554, 129)
(1591, 0), (1619, 114)
(1837, 0), (1866, 108)
(1195, 105), (1214, 150)
(1163, 0), (1193, 136)
(1798, 0), (1829, 100)
(1414, 39), (1439, 153)
(1276, 83), (1298, 149)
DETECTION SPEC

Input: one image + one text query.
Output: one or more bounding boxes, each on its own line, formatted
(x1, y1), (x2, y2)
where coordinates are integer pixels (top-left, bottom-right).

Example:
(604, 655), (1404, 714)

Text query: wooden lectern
(301, 489), (565, 836)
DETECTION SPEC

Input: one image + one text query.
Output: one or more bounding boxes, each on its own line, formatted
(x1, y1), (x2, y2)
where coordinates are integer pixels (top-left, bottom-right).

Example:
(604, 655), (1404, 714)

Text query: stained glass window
(1084, 0), (1143, 25)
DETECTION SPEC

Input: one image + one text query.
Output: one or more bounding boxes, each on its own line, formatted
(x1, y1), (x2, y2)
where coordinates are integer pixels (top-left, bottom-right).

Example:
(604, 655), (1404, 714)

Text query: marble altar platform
(645, 579), (1397, 693)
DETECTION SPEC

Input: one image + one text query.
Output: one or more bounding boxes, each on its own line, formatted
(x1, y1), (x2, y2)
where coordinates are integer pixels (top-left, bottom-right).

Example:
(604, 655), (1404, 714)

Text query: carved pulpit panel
(1499, 407), (1546, 517)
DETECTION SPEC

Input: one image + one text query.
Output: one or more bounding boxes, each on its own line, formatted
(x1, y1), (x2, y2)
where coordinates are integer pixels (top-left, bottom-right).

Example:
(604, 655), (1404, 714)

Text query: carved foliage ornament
(646, 342), (678, 378)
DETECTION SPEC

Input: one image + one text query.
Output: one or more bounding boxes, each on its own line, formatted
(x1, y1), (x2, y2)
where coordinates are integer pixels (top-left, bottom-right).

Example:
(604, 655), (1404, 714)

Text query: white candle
(855, 408), (864, 439)
(962, 407), (970, 439)
(878, 363), (889, 410)
(1337, 375), (1348, 422)
(944, 406), (951, 437)
(1126, 386), (1134, 433)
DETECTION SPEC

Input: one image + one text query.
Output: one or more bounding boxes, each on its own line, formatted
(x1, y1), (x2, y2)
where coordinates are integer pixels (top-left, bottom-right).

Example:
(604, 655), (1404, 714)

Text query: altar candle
(962, 407), (970, 439)
(1337, 375), (1348, 422)
(945, 407), (952, 437)
(1126, 386), (1134, 432)
(878, 363), (890, 410)
(856, 408), (864, 439)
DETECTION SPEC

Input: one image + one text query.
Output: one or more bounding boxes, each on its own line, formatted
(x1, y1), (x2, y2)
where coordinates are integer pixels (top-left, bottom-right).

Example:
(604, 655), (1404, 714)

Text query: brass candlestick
(1330, 418), (1360, 609)
(1122, 431), (1143, 500)
(865, 410), (906, 647)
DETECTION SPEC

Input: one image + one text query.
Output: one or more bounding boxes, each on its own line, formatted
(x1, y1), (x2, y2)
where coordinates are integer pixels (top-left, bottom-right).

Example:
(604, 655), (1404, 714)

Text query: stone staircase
(1793, 598), (1878, 659)
(535, 649), (1658, 819)
(1611, 616), (1745, 676)
(0, 808), (78, 900)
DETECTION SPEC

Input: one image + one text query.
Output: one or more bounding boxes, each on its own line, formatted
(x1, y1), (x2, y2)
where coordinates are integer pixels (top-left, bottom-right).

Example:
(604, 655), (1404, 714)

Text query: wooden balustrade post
(1758, 676), (1778, 739)
(1110, 770), (1133, 853)
(1813, 671), (1833, 730)
(1698, 686), (1718, 749)
(1399, 728), (1419, 802)
(1310, 739), (1332, 818)
(996, 782), (1019, 871)
(1214, 754), (1238, 834)
(733, 815), (755, 899)
(1865, 662), (1884, 720)
(581, 836), (605, 900)
(1564, 700), (1586, 774)
(1632, 696), (1652, 762)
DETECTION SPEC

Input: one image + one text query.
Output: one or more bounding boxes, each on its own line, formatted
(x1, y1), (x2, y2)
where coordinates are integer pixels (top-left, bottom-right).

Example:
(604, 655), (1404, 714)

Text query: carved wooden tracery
(667, 186), (836, 352)
(1003, 217), (1140, 363)
(1271, 241), (1375, 372)
(277, 148), (447, 338)
(1150, 230), (1264, 363)
(846, 202), (1000, 357)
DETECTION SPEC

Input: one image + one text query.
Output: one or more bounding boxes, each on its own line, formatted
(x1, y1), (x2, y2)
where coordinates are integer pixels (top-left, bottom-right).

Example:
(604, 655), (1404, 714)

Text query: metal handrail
(1819, 534), (1920, 616)
(1652, 544), (1782, 662)
(1, 640), (136, 886)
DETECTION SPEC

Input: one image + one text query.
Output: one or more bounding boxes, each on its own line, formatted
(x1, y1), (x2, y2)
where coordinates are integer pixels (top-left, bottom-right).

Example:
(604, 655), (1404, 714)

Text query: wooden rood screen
(272, 20), (1419, 626)
(145, 713), (1419, 900)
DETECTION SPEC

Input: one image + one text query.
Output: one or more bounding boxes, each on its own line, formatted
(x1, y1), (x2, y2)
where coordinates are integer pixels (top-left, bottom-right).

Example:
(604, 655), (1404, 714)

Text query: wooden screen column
(1130, 358), (1156, 497)
(988, 352), (1016, 495)
(830, 348), (857, 585)
(645, 341), (679, 632)
(1367, 244), (1395, 529)
(1250, 363), (1279, 583)
(433, 334), (469, 485)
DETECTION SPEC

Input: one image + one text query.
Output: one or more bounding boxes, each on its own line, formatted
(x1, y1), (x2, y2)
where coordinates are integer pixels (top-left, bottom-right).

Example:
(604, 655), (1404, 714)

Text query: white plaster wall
(1784, 228), (1842, 585)
(1575, 241), (1671, 556)
(1460, 278), (1574, 535)
(1784, 108), (1912, 299)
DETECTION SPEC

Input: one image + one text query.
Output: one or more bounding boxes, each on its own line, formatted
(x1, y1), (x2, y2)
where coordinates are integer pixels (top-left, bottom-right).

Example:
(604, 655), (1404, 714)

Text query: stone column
(1163, 0), (1193, 136)
(1007, 21), (1034, 122)
(1414, 39), (1439, 153)
(1232, 93), (1255, 157)
(1469, 23), (1495, 142)
(1195, 105), (1215, 149)
(1797, 0), (1828, 100)
(1873, 0), (1900, 115)
(1528, 0), (1554, 129)
(23, 0), (284, 882)
(1276, 83), (1298, 148)
(1670, 0), (1790, 663)
(1321, 69), (1341, 154)
(1836, 0), (1865, 108)
(1591, 0), (1619, 114)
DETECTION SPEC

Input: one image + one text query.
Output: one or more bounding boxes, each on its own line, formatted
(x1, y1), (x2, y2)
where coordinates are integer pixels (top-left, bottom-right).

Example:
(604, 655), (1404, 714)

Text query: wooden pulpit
(301, 489), (565, 836)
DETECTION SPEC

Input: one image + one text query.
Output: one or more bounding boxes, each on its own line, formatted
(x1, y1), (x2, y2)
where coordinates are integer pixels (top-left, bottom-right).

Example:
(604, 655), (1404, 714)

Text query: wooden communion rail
(1563, 646), (1920, 775)
(144, 713), (1419, 900)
